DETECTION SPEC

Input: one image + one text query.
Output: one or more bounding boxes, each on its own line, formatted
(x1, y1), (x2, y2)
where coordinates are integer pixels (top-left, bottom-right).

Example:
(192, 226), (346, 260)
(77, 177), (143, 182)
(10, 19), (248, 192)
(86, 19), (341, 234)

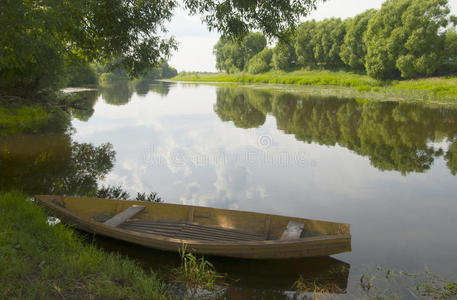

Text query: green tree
(213, 32), (267, 73)
(442, 28), (457, 74)
(160, 62), (178, 79)
(340, 9), (377, 71)
(243, 33), (268, 62)
(142, 62), (178, 81)
(272, 39), (298, 70)
(185, 0), (321, 39)
(0, 0), (176, 97)
(312, 18), (346, 69)
(364, 0), (454, 80)
(1, 0), (321, 97)
(295, 20), (318, 68)
(64, 63), (99, 87)
(213, 38), (246, 73)
(246, 48), (273, 74)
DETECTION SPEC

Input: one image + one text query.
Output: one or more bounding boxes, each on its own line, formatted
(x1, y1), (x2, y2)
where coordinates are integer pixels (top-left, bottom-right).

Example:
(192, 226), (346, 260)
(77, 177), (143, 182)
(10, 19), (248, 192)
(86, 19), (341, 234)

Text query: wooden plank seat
(280, 220), (305, 240)
(118, 220), (265, 242)
(104, 205), (146, 227)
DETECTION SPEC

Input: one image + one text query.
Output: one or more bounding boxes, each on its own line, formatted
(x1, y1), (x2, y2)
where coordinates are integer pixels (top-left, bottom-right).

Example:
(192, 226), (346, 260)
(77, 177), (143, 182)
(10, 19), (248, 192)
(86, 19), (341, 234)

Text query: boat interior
(40, 196), (350, 242)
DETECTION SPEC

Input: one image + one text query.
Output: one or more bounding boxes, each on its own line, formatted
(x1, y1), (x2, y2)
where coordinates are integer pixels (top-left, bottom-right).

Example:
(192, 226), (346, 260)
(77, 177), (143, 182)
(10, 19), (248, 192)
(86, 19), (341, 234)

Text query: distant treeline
(214, 0), (457, 80)
(65, 61), (177, 87)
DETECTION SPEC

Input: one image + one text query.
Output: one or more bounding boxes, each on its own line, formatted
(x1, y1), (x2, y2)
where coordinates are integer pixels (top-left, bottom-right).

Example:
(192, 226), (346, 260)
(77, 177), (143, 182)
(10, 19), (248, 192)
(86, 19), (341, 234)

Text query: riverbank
(172, 70), (457, 103)
(0, 192), (168, 299)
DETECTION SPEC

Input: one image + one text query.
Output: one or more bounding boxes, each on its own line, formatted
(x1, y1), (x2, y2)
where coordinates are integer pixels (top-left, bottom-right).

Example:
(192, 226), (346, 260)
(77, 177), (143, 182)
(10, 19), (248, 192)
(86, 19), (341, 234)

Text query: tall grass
(173, 70), (381, 87)
(393, 77), (457, 97)
(172, 244), (226, 299)
(173, 70), (457, 101)
(0, 191), (168, 299)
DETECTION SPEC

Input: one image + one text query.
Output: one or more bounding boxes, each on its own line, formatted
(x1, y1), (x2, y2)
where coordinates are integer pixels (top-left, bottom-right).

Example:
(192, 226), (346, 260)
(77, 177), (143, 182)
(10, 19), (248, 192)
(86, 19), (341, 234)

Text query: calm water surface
(3, 81), (457, 298)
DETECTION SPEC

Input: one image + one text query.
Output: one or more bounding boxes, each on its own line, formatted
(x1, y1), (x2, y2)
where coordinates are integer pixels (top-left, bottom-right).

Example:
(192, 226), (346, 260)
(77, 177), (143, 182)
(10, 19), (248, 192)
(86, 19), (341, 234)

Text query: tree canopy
(213, 32), (267, 73)
(340, 9), (377, 71)
(364, 0), (456, 79)
(1, 0), (322, 97)
(246, 48), (274, 74)
(212, 0), (457, 80)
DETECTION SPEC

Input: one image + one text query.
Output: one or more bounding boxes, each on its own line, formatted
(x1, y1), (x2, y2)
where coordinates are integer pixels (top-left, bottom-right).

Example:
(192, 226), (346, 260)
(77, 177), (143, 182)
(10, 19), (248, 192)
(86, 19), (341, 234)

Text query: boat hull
(35, 195), (351, 259)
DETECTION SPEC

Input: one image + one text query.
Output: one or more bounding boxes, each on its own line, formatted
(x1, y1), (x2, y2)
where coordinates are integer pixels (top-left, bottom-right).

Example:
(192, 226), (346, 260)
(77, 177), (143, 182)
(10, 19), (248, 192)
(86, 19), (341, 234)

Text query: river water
(3, 81), (457, 298)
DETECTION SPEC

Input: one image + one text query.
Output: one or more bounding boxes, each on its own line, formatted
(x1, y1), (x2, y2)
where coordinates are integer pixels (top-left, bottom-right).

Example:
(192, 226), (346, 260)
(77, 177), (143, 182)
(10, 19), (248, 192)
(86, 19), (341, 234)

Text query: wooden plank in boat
(104, 205), (145, 227)
(119, 220), (265, 241)
(280, 220), (305, 240)
(123, 220), (263, 238)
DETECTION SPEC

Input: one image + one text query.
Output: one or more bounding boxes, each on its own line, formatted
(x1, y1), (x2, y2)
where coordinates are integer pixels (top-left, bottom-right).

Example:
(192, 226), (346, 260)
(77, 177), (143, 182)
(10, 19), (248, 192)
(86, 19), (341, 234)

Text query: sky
(166, 0), (457, 73)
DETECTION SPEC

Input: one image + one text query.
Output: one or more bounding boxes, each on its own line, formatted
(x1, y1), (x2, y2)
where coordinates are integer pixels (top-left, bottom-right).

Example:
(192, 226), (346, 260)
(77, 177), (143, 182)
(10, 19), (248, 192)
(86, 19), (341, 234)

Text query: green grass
(0, 105), (51, 135)
(172, 245), (225, 300)
(393, 77), (457, 97)
(173, 70), (381, 87)
(0, 191), (168, 299)
(172, 70), (457, 103)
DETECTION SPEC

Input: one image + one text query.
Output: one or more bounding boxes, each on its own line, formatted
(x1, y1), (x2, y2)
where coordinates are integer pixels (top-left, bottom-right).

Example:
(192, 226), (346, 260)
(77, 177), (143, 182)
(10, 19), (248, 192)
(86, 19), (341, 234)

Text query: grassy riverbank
(172, 70), (457, 102)
(0, 105), (50, 135)
(0, 192), (168, 299)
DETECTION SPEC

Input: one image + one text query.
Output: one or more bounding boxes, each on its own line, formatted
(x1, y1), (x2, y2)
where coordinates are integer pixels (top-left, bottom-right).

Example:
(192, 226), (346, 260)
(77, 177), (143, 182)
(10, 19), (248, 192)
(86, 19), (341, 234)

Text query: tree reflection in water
(214, 87), (457, 175)
(148, 81), (174, 97)
(68, 90), (100, 122)
(0, 106), (115, 196)
(101, 80), (174, 103)
(101, 81), (133, 106)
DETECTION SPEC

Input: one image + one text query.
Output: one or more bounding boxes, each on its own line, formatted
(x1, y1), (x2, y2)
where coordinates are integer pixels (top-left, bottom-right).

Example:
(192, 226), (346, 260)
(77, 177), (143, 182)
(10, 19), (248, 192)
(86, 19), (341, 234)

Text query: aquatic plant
(172, 244), (226, 299)
(357, 266), (457, 300)
(293, 275), (344, 299)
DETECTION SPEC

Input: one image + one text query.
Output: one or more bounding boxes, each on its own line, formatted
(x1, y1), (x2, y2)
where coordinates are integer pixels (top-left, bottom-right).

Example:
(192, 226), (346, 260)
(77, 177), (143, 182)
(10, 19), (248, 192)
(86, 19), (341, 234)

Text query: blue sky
(166, 0), (457, 72)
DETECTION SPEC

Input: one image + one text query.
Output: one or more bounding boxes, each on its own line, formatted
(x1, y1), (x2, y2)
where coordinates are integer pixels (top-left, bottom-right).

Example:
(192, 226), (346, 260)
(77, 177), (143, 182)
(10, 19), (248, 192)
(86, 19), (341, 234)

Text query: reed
(172, 244), (226, 299)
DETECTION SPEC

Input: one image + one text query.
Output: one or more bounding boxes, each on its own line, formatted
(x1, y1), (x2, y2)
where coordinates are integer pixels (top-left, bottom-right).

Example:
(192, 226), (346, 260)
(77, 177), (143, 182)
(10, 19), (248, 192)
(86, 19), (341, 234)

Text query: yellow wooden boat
(35, 195), (351, 259)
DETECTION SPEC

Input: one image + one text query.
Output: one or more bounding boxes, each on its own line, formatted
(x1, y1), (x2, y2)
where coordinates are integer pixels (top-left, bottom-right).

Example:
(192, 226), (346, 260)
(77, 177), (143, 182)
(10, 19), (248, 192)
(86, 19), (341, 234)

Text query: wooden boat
(35, 195), (351, 259)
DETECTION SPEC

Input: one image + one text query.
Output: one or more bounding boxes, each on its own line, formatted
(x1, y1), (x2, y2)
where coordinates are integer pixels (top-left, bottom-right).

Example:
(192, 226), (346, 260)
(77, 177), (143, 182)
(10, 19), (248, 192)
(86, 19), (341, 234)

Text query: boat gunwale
(34, 195), (351, 247)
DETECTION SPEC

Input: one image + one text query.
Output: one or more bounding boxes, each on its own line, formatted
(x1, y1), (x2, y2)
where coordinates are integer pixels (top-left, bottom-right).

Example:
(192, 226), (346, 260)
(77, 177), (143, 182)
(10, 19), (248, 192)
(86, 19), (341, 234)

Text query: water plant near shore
(171, 244), (226, 299)
(357, 266), (457, 299)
